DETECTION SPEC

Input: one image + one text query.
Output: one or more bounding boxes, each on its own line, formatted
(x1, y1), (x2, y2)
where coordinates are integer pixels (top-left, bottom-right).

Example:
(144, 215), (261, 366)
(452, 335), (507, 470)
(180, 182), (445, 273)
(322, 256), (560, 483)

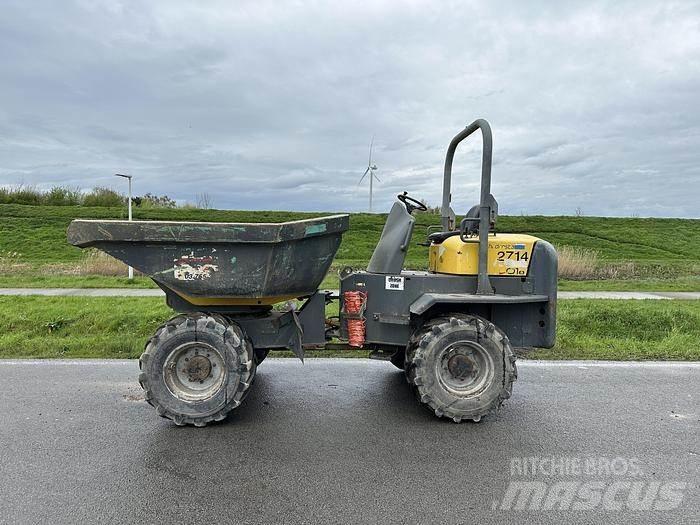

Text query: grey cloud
(0, 0), (699, 216)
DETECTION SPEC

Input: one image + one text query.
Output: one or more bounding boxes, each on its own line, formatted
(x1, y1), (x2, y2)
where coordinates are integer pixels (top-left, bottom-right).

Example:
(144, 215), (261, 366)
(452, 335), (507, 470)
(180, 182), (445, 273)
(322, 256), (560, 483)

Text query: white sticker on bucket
(173, 253), (219, 281)
(385, 275), (404, 291)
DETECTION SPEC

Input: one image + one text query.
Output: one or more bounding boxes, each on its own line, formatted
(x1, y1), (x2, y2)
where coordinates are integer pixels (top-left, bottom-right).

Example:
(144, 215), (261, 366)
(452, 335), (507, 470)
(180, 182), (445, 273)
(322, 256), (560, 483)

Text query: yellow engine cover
(428, 233), (540, 276)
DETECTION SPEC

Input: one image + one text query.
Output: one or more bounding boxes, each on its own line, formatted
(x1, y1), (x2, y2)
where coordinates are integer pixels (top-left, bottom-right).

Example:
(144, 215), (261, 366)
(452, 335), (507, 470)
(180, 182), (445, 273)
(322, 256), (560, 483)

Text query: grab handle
(440, 119), (494, 295)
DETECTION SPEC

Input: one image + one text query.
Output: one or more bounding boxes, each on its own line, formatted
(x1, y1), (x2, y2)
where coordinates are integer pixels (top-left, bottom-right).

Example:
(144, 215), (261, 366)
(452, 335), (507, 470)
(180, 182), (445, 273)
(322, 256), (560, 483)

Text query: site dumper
(68, 118), (557, 426)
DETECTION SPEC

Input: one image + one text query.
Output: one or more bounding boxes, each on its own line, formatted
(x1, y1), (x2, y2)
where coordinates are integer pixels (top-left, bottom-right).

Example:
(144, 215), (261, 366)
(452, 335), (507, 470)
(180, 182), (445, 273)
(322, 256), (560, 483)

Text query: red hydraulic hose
(343, 291), (367, 347)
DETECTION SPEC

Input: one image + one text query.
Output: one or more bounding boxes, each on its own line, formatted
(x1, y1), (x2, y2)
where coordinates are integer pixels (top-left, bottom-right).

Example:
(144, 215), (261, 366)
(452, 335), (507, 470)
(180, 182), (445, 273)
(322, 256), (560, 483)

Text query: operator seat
(428, 204), (480, 244)
(428, 196), (498, 244)
(367, 201), (415, 274)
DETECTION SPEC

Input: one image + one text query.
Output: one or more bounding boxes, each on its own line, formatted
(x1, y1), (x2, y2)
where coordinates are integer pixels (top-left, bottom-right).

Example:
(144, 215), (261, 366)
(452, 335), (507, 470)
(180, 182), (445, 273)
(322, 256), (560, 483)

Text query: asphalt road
(0, 359), (698, 524)
(1, 287), (699, 299)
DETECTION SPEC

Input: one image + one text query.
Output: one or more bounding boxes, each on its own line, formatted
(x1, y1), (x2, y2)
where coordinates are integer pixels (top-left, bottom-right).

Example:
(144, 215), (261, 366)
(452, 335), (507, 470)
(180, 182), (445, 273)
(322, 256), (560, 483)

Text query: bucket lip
(69, 213), (349, 228)
(67, 214), (350, 247)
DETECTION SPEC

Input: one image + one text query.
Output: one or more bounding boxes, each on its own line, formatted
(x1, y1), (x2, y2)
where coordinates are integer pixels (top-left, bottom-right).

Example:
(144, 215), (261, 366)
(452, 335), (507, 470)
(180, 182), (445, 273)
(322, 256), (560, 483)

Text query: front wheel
(405, 314), (516, 423)
(139, 313), (256, 427)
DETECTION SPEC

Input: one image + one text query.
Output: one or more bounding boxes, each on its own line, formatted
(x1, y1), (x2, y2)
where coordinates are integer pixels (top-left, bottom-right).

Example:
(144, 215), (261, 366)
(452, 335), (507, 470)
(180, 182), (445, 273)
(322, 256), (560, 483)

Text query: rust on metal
(67, 215), (350, 308)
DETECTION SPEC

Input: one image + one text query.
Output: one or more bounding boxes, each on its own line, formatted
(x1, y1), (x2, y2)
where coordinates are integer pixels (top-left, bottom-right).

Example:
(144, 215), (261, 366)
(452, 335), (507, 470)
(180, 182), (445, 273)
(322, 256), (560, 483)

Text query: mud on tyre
(405, 314), (516, 423)
(139, 313), (256, 427)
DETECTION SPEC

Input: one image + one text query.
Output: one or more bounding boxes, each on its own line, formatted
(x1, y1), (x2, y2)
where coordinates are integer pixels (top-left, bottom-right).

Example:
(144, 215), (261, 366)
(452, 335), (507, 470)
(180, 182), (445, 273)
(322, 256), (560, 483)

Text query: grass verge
(2, 203), (699, 268)
(529, 299), (700, 360)
(557, 277), (700, 292)
(0, 272), (698, 292)
(0, 297), (697, 361)
(0, 273), (157, 289)
(1, 203), (698, 291)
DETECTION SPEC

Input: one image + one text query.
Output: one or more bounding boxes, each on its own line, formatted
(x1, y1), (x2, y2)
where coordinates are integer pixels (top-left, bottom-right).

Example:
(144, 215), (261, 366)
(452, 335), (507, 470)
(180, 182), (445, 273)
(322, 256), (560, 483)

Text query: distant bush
(0, 184), (191, 208)
(0, 185), (44, 205)
(0, 184), (81, 206)
(138, 193), (177, 208)
(0, 185), (126, 207)
(45, 186), (83, 206)
(82, 187), (126, 207)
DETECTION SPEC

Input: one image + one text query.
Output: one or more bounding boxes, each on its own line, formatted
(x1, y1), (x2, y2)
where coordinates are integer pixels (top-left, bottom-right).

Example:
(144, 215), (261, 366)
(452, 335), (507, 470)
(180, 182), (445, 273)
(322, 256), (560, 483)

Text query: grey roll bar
(440, 119), (494, 295)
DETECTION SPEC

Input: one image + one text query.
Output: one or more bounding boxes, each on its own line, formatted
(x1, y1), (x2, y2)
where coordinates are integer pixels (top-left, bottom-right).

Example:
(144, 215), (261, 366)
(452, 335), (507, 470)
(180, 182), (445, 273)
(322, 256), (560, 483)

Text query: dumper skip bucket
(67, 215), (349, 305)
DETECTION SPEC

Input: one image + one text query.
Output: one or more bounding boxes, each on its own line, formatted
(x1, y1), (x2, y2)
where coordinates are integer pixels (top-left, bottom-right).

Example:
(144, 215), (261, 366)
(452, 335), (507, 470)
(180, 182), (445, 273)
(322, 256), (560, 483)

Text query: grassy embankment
(1, 296), (697, 360)
(0, 204), (698, 360)
(0, 203), (698, 290)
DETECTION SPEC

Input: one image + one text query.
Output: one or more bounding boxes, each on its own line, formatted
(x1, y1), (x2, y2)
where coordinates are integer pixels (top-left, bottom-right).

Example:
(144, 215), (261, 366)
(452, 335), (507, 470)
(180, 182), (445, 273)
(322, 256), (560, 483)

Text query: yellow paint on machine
(429, 234), (540, 276)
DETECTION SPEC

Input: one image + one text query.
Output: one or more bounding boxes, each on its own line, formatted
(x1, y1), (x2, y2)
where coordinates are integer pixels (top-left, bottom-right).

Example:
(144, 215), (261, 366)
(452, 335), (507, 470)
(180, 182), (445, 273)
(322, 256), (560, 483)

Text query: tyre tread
(138, 312), (256, 427)
(405, 313), (516, 423)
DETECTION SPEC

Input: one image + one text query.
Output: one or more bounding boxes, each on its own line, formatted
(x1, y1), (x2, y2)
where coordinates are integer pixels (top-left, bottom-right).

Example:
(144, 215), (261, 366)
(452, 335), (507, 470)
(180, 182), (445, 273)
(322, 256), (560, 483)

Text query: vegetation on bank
(0, 296), (697, 360)
(556, 277), (700, 292)
(0, 271), (698, 293)
(528, 299), (700, 360)
(0, 203), (698, 290)
(1, 195), (696, 362)
(0, 185), (187, 208)
(0, 273), (157, 289)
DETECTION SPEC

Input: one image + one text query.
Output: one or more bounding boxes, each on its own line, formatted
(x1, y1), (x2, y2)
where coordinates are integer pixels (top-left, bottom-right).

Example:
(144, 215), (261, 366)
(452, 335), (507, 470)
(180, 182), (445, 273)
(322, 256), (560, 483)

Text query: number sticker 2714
(496, 250), (528, 261)
(495, 250), (529, 275)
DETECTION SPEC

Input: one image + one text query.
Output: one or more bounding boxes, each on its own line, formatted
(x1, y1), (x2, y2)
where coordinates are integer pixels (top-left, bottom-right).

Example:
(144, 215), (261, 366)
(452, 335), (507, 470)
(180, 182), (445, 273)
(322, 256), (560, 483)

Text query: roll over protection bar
(440, 119), (495, 295)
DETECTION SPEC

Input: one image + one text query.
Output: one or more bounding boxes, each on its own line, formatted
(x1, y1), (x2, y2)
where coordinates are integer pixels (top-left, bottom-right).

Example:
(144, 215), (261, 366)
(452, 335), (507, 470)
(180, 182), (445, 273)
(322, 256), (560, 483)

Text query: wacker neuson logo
(493, 456), (688, 511)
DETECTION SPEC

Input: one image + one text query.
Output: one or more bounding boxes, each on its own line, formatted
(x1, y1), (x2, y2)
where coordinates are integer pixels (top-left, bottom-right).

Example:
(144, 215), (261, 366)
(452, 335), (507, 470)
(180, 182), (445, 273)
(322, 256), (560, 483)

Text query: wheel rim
(435, 341), (495, 397)
(163, 342), (227, 402)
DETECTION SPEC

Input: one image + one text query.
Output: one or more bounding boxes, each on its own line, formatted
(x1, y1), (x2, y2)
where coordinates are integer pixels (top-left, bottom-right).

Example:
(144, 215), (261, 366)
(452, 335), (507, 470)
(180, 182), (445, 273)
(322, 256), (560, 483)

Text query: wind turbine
(358, 136), (380, 212)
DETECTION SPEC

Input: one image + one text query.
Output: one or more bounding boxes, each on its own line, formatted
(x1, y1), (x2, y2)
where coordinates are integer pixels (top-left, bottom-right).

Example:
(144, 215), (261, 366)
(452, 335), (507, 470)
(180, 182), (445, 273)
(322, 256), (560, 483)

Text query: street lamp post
(115, 174), (133, 280)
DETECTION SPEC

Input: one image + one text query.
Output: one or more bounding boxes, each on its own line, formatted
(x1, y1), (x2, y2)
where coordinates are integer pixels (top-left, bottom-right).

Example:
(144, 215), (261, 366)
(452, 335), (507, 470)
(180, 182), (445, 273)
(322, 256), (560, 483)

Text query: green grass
(0, 269), (696, 292)
(323, 275), (700, 293)
(0, 203), (698, 290)
(0, 297), (169, 358)
(557, 277), (700, 292)
(1, 203), (698, 264)
(0, 204), (325, 263)
(0, 273), (697, 292)
(1, 296), (698, 360)
(2, 204), (695, 361)
(530, 300), (700, 360)
(0, 273), (157, 289)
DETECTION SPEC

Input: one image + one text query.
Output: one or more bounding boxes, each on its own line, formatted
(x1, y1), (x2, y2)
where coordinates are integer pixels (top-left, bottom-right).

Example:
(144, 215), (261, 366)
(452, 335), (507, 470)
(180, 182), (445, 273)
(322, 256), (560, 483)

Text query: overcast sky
(1, 1), (699, 217)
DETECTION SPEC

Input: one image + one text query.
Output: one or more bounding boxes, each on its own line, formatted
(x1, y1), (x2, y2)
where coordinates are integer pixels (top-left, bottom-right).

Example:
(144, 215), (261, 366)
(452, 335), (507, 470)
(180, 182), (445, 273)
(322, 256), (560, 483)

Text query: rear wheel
(405, 314), (516, 423)
(139, 313), (256, 427)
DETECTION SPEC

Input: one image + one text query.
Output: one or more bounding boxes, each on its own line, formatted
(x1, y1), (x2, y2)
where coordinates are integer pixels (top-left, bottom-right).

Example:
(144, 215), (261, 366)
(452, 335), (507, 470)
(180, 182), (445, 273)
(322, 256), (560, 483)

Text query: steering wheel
(398, 192), (428, 214)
